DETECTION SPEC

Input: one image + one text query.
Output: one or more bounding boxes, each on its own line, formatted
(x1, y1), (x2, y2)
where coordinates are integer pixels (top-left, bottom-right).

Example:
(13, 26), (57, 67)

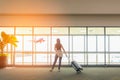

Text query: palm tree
(0, 31), (18, 54)
(0, 31), (18, 68)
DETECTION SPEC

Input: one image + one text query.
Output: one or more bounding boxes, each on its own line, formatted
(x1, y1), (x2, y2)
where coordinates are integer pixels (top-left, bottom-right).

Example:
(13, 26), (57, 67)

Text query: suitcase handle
(66, 56), (70, 60)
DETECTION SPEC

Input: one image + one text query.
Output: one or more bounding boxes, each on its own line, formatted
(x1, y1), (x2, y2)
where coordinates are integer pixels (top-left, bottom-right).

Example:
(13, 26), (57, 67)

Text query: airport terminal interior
(0, 0), (120, 80)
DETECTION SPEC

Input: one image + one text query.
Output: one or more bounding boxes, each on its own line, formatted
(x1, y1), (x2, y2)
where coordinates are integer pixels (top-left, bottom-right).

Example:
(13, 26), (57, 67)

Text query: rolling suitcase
(71, 60), (83, 73)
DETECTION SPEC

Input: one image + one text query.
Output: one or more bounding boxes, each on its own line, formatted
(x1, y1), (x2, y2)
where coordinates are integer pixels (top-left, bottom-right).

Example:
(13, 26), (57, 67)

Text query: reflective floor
(0, 67), (120, 80)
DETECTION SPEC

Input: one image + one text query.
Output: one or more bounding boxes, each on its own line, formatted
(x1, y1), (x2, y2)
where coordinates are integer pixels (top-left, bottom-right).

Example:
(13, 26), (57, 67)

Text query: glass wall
(1, 26), (120, 66)
(87, 27), (104, 65)
(70, 27), (86, 65)
(106, 27), (120, 65)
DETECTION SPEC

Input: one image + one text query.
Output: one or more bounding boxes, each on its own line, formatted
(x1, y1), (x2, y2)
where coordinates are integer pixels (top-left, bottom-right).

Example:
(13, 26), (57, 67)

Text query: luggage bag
(71, 60), (83, 72)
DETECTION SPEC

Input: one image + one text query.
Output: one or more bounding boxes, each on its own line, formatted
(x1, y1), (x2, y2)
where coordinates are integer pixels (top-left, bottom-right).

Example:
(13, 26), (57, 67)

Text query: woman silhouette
(50, 38), (67, 72)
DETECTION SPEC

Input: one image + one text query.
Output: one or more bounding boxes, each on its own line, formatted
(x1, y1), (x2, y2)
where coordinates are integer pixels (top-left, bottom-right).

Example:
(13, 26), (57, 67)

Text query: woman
(50, 38), (67, 72)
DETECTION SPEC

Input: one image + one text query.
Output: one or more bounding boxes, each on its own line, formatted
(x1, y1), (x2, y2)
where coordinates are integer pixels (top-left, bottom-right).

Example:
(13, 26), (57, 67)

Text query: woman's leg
(58, 57), (62, 71)
(51, 54), (58, 70)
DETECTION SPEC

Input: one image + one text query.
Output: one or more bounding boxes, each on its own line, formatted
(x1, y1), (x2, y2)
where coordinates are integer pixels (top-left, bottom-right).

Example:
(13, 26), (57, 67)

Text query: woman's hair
(56, 38), (60, 44)
(56, 38), (61, 50)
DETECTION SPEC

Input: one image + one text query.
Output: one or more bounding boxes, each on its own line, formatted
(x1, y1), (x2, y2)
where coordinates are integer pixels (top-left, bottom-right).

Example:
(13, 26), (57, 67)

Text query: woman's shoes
(49, 69), (53, 72)
(49, 69), (60, 72)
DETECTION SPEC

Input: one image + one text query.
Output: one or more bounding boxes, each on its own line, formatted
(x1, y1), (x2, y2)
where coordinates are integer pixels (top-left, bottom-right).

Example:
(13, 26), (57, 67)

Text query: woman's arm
(54, 44), (57, 52)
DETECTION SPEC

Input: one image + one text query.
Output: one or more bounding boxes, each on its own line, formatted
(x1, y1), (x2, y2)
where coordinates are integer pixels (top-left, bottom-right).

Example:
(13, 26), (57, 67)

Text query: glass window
(34, 36), (49, 52)
(105, 54), (109, 64)
(97, 36), (104, 51)
(97, 53), (104, 64)
(70, 27), (86, 34)
(110, 36), (120, 51)
(24, 54), (32, 63)
(72, 54), (84, 63)
(106, 36), (109, 52)
(8, 53), (12, 64)
(16, 27), (32, 34)
(52, 27), (68, 34)
(15, 53), (22, 64)
(71, 36), (84, 51)
(0, 27), (14, 36)
(7, 26), (120, 66)
(88, 27), (104, 34)
(24, 36), (32, 51)
(35, 54), (48, 64)
(88, 54), (96, 64)
(34, 27), (50, 34)
(106, 27), (120, 34)
(88, 36), (96, 51)
(110, 54), (120, 64)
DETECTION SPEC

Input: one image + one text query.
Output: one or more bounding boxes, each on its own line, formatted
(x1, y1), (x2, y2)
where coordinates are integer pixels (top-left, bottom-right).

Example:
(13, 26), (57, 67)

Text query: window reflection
(110, 54), (120, 64)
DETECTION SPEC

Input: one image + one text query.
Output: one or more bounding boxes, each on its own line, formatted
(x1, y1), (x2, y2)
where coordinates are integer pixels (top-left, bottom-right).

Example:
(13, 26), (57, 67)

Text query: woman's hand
(65, 54), (67, 57)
